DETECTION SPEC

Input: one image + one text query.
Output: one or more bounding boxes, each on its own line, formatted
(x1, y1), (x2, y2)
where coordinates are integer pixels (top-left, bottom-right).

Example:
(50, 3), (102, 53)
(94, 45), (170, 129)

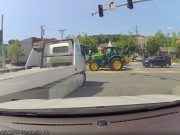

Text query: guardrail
(0, 67), (25, 74)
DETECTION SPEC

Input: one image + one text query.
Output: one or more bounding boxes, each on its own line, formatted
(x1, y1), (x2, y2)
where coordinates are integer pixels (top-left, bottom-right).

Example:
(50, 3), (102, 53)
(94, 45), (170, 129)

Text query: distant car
(143, 56), (171, 68)
(131, 56), (137, 61)
(131, 56), (143, 62)
(136, 56), (143, 61)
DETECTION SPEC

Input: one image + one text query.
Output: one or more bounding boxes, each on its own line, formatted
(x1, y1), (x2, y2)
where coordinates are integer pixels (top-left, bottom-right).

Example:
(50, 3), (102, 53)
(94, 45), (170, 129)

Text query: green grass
(172, 59), (180, 63)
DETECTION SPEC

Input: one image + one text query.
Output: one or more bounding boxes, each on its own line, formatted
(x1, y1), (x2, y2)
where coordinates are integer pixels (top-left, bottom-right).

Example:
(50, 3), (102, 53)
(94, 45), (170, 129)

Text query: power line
(135, 26), (139, 36)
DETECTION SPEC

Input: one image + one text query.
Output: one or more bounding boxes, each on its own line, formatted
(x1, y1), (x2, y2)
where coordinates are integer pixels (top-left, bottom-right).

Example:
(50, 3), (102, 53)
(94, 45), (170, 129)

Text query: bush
(0, 59), (2, 69)
(172, 59), (180, 63)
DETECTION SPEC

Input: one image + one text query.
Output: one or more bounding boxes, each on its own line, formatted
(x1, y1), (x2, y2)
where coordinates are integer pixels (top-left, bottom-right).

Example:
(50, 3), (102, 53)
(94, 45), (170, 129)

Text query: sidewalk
(0, 64), (24, 73)
(5, 64), (24, 70)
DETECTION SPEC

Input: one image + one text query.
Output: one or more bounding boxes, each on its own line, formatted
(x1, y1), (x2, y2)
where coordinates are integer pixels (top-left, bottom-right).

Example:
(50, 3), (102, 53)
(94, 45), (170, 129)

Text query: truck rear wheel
(89, 62), (99, 71)
(110, 58), (123, 71)
(81, 71), (86, 87)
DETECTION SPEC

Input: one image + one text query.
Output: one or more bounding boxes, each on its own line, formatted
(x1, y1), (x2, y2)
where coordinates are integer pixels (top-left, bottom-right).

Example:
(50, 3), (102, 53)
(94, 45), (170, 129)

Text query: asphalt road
(66, 62), (180, 98)
(0, 62), (180, 103)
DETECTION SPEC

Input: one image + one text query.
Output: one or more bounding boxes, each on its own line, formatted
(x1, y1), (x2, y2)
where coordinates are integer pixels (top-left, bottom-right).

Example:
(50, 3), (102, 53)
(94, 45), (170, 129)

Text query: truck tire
(110, 58), (123, 71)
(89, 62), (99, 71)
(165, 63), (170, 68)
(149, 63), (153, 68)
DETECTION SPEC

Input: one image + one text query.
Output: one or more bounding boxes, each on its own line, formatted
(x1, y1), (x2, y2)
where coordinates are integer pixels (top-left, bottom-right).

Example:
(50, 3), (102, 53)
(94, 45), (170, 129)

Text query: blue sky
(1, 0), (180, 42)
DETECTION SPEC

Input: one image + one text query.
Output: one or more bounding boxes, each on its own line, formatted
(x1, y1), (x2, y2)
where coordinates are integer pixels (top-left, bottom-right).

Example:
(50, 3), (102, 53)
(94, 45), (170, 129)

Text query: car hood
(0, 95), (180, 110)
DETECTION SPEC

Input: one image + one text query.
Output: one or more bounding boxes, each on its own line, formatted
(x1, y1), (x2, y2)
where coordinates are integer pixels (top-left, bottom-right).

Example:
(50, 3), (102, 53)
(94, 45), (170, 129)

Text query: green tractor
(89, 46), (125, 71)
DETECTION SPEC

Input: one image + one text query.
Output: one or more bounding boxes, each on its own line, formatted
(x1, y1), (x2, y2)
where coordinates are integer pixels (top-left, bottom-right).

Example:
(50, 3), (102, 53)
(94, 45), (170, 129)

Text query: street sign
(107, 0), (117, 10)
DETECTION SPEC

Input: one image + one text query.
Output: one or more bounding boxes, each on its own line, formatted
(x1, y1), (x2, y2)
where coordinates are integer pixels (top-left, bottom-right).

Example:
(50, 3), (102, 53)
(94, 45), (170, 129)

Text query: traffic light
(127, 0), (134, 9)
(98, 5), (104, 17)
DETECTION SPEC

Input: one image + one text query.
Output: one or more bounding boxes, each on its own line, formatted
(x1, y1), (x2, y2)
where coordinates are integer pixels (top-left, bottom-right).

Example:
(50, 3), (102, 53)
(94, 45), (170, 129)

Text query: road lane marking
(87, 70), (180, 74)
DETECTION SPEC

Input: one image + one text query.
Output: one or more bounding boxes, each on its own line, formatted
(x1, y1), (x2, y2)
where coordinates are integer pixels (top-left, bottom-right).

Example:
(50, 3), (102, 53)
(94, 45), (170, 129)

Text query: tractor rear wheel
(110, 58), (123, 71)
(89, 62), (99, 71)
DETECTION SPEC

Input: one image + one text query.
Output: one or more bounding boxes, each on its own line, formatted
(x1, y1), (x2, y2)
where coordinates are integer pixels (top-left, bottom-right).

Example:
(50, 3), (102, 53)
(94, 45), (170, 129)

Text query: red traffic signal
(98, 5), (104, 17)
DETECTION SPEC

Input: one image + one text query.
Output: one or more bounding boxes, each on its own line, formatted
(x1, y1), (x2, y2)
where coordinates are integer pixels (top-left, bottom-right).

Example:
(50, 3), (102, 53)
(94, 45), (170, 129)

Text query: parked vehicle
(143, 56), (171, 68)
(136, 56), (143, 61)
(131, 55), (143, 62)
(131, 56), (137, 61)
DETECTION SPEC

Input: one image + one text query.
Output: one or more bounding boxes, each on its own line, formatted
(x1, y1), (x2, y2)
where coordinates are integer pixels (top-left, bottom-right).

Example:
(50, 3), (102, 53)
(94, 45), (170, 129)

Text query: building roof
(33, 39), (60, 46)
(176, 40), (180, 44)
(160, 47), (178, 53)
(99, 43), (108, 48)
(137, 36), (149, 45)
(99, 41), (116, 48)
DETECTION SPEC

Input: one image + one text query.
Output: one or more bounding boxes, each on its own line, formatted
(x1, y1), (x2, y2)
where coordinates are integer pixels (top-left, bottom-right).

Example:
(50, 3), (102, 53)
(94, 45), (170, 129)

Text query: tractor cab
(98, 46), (121, 56)
(102, 47), (121, 63)
(103, 47), (121, 56)
(103, 47), (130, 64)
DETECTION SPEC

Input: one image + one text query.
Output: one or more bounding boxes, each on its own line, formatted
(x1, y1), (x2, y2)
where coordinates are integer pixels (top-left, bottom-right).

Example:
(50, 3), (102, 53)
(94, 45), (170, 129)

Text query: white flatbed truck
(0, 38), (86, 98)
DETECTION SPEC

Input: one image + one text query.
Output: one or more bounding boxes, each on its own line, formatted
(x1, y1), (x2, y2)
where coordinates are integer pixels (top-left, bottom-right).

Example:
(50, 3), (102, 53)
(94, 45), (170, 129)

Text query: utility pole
(135, 26), (139, 36)
(128, 31), (132, 36)
(58, 29), (66, 40)
(40, 25), (45, 41)
(1, 14), (6, 69)
(40, 25), (45, 68)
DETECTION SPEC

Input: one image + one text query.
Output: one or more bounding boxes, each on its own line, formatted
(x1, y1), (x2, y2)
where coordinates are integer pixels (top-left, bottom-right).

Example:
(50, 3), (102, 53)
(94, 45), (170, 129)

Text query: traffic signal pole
(1, 14), (6, 69)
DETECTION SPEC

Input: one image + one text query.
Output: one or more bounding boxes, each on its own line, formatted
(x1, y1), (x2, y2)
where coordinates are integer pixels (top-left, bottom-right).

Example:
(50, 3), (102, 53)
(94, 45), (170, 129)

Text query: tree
(8, 39), (16, 45)
(0, 44), (8, 68)
(7, 40), (24, 63)
(78, 35), (98, 54)
(176, 42), (180, 53)
(145, 37), (160, 56)
(153, 31), (178, 47)
(0, 44), (8, 57)
(153, 31), (167, 47)
(115, 36), (138, 55)
(169, 32), (177, 47)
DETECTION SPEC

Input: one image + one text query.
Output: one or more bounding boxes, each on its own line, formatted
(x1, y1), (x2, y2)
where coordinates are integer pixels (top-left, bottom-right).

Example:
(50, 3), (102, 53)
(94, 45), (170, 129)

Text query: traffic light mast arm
(132, 0), (152, 4)
(117, 0), (152, 8)
(92, 8), (108, 16)
(92, 0), (152, 16)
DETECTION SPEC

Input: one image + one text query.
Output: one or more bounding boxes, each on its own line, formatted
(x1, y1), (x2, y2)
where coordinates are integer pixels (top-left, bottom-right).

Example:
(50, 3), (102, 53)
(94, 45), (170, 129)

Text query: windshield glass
(0, 0), (179, 113)
(0, 0), (180, 103)
(148, 56), (155, 59)
(1, 0), (180, 134)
